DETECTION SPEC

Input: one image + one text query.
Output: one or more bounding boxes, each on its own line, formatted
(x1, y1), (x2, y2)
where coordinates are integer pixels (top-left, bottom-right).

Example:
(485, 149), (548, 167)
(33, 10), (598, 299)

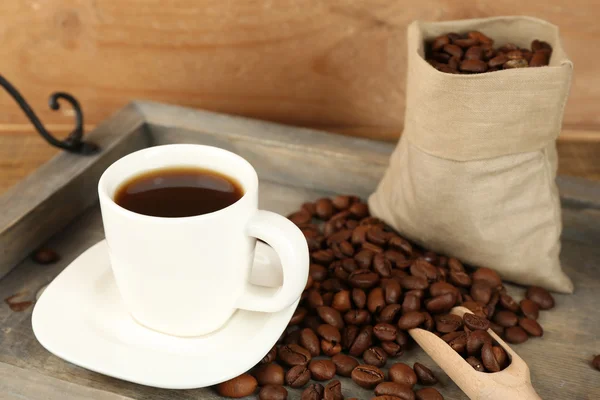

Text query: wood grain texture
(0, 104), (149, 279)
(0, 102), (599, 399)
(0, 0), (599, 142)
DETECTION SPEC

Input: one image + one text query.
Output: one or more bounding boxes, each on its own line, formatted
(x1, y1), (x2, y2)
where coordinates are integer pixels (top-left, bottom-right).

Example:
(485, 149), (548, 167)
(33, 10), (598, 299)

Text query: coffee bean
(388, 236), (413, 255)
(472, 268), (502, 287)
(327, 229), (352, 247)
(448, 332), (468, 354)
(258, 385), (287, 400)
(368, 287), (386, 314)
(301, 383), (324, 400)
(351, 364), (385, 388)
(332, 195), (353, 210)
(429, 282), (457, 297)
(464, 46), (483, 60)
(32, 248), (60, 265)
(519, 318), (543, 337)
(493, 311), (518, 328)
(432, 35), (450, 51)
(449, 270), (471, 287)
(278, 344), (311, 366)
(331, 290), (351, 313)
(261, 346), (277, 364)
(322, 278), (345, 293)
(467, 329), (492, 355)
(344, 309), (371, 325)
(401, 276), (429, 290)
(520, 299), (540, 320)
(470, 282), (492, 304)
(414, 362), (438, 385)
(530, 51), (550, 67)
(492, 345), (508, 369)
(422, 312), (435, 331)
(289, 210), (312, 225)
(350, 288), (367, 309)
(499, 294), (519, 313)
(443, 43), (463, 58)
(425, 293), (456, 314)
(384, 250), (407, 268)
(321, 339), (342, 356)
(379, 304), (402, 323)
(441, 331), (463, 343)
(317, 306), (344, 329)
(466, 356), (485, 372)
(363, 242), (384, 254)
(504, 326), (529, 344)
(592, 355), (600, 371)
(481, 343), (500, 372)
(332, 353), (359, 377)
(291, 307), (308, 325)
(349, 202), (369, 218)
(397, 311), (424, 330)
(308, 359), (336, 381)
(531, 40), (553, 53)
(316, 198), (334, 219)
(310, 264), (328, 281)
(216, 374), (257, 398)
(324, 379), (343, 400)
(454, 38), (479, 48)
(299, 328), (321, 356)
(374, 382), (415, 399)
(460, 59), (488, 73)
(284, 329), (301, 345)
(254, 363), (285, 386)
(373, 254), (393, 278)
(526, 286), (555, 310)
(381, 279), (402, 304)
(402, 291), (422, 311)
(285, 365), (311, 388)
(435, 313), (463, 333)
(363, 346), (388, 367)
(349, 325), (374, 356)
(463, 313), (490, 331)
(462, 301), (488, 319)
(415, 387), (444, 400)
(410, 259), (438, 281)
(307, 290), (324, 309)
(374, 323), (398, 341)
(316, 324), (341, 344)
(389, 363), (417, 387)
(381, 340), (403, 357)
(342, 325), (359, 349)
(396, 330), (410, 347)
(342, 258), (358, 273)
(348, 269), (380, 289)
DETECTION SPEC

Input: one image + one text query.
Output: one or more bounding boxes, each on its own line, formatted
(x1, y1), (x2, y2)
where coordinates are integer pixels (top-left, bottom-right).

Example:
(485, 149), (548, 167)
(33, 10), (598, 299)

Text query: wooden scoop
(409, 306), (542, 400)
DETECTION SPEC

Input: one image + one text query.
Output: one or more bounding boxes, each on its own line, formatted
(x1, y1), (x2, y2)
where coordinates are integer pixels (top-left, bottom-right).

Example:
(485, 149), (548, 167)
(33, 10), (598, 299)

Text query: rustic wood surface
(0, 102), (599, 399)
(1, 0), (600, 143)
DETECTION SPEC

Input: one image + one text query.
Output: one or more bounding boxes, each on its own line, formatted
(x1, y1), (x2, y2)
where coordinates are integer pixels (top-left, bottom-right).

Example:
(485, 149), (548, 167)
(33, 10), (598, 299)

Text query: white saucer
(32, 240), (297, 389)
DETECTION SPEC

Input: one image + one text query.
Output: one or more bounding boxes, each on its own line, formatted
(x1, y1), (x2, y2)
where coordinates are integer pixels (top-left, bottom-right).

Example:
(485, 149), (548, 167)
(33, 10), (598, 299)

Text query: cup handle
(236, 210), (309, 312)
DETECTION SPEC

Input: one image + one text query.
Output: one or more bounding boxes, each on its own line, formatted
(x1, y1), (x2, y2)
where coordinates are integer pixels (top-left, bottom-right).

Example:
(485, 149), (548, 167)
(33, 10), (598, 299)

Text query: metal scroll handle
(0, 74), (99, 155)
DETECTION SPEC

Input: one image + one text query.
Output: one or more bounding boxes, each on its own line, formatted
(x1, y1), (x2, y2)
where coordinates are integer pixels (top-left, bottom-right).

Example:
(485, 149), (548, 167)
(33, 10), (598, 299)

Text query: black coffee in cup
(114, 167), (243, 217)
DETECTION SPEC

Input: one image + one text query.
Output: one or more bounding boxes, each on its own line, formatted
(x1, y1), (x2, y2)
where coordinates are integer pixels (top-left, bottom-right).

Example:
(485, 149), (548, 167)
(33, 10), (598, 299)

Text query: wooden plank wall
(0, 0), (599, 192)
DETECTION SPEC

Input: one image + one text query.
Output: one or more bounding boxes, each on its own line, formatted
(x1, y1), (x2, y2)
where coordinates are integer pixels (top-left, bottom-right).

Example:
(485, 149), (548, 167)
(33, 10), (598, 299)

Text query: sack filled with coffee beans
(369, 16), (574, 293)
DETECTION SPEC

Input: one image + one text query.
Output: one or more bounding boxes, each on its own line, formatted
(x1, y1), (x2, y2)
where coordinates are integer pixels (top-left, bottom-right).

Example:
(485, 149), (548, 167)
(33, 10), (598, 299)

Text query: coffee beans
(415, 387), (444, 400)
(216, 374), (257, 398)
(592, 355), (600, 371)
(414, 363), (438, 385)
(426, 31), (552, 74)
(332, 353), (359, 377)
(351, 364), (385, 388)
(32, 248), (60, 264)
(254, 363), (285, 386)
(375, 382), (416, 399)
(389, 363), (417, 387)
(259, 385), (288, 400)
(213, 195), (561, 398)
(285, 365), (311, 388)
(278, 344), (312, 366)
(526, 286), (555, 310)
(324, 380), (343, 400)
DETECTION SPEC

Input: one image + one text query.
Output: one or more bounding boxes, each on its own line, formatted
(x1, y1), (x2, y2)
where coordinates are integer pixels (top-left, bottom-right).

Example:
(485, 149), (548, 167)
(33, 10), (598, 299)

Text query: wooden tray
(1, 102), (599, 400)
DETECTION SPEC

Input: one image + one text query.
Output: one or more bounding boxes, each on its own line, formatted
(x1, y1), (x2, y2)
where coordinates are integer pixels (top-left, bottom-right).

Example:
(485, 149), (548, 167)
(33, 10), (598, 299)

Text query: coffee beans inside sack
(215, 195), (559, 399)
(369, 16), (574, 293)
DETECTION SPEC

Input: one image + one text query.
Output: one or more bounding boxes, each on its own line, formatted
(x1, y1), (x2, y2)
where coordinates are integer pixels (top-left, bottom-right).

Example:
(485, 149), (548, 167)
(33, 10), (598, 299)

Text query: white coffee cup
(98, 144), (309, 337)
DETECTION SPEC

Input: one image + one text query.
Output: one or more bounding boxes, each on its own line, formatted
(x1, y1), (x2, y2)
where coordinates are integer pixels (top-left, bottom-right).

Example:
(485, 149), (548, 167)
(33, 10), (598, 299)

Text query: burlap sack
(369, 16), (574, 293)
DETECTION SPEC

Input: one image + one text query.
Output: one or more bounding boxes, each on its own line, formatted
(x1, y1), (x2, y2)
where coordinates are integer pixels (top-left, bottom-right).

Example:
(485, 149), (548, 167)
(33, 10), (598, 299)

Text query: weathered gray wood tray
(1, 101), (599, 400)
